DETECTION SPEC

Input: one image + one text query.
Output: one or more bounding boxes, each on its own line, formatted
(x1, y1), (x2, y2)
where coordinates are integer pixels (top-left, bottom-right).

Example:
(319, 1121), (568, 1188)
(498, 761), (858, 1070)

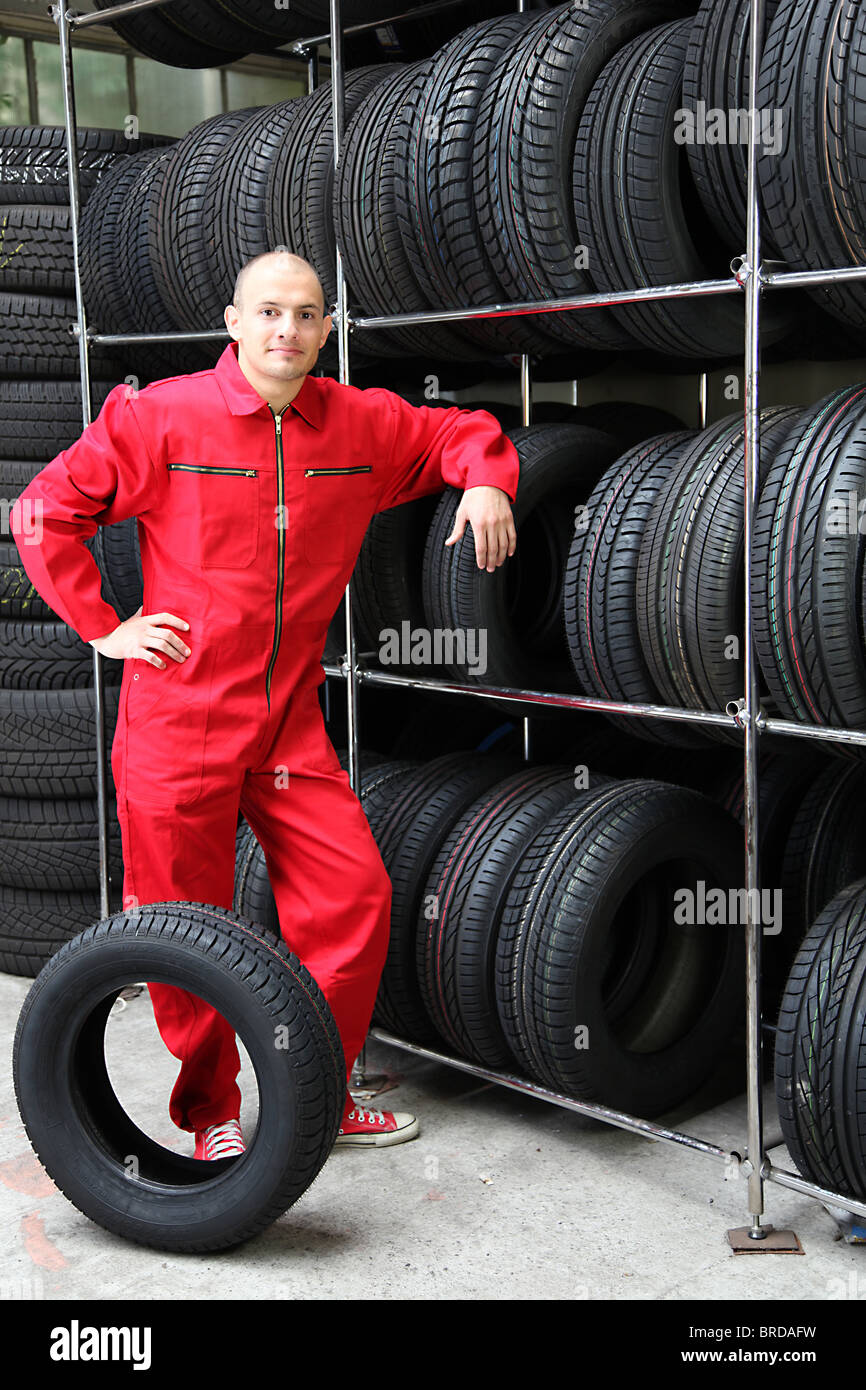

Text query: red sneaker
(193, 1119), (246, 1160)
(335, 1096), (419, 1147)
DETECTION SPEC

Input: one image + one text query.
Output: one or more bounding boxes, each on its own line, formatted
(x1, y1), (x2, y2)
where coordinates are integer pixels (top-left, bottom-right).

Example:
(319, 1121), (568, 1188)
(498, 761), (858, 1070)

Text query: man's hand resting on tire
(88, 606), (191, 669)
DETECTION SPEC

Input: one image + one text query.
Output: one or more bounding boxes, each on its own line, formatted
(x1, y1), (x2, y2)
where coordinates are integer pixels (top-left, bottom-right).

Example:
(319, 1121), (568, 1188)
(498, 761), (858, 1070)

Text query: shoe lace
(347, 1106), (385, 1125)
(202, 1120), (245, 1158)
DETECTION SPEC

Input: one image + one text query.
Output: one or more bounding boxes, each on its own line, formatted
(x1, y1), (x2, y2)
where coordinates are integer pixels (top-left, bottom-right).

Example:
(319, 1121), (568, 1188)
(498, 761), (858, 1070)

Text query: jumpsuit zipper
(304, 466), (372, 477)
(265, 404), (287, 709)
(167, 464), (258, 476)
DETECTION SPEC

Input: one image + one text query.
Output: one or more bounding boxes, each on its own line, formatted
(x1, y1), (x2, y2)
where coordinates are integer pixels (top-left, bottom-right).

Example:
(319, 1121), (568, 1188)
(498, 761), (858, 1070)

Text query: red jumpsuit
(11, 342), (520, 1132)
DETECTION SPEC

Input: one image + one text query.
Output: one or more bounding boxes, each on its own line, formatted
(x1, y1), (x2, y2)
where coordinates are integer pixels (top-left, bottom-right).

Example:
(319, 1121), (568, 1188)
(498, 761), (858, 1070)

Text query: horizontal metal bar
(86, 328), (229, 345)
(368, 1028), (736, 1163)
(350, 275), (743, 331)
(348, 260), (866, 333)
(292, 0), (467, 51)
(70, 0), (178, 28)
(762, 263), (866, 291)
(320, 663), (739, 729)
(761, 716), (866, 748)
(764, 1161), (866, 1223)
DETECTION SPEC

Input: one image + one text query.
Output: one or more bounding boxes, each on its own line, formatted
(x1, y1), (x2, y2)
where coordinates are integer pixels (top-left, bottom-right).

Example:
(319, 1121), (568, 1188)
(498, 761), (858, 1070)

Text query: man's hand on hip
(444, 485), (517, 572)
(88, 607), (192, 669)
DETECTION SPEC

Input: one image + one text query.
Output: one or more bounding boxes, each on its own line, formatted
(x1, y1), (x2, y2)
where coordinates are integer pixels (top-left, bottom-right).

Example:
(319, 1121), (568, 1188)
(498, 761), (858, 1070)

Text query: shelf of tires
(4, 0), (866, 1215)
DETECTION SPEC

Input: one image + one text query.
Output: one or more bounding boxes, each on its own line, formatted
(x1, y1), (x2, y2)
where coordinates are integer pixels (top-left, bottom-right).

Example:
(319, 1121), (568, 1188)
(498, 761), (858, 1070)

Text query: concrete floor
(1, 968), (864, 1302)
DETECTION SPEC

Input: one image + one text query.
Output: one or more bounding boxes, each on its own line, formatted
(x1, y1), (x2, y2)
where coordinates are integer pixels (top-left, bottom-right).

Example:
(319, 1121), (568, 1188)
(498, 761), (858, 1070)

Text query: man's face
(224, 262), (332, 388)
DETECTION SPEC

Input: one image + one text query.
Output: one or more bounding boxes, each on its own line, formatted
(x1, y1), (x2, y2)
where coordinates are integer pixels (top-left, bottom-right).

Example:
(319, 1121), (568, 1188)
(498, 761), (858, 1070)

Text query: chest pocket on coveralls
(166, 464), (260, 569)
(301, 466), (377, 564)
(121, 644), (215, 807)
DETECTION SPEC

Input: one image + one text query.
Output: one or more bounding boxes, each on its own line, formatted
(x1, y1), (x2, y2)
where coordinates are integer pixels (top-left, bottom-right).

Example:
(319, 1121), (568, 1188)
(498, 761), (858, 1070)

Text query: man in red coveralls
(11, 250), (519, 1160)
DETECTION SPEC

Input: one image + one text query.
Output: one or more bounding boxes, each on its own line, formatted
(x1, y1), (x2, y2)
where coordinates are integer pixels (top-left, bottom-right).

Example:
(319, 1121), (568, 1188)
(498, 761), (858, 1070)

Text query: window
(0, 34), (29, 126)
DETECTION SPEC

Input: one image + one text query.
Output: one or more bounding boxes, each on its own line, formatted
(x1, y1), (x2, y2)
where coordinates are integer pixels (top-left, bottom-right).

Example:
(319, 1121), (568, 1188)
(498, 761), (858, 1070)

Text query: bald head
(233, 249), (326, 316)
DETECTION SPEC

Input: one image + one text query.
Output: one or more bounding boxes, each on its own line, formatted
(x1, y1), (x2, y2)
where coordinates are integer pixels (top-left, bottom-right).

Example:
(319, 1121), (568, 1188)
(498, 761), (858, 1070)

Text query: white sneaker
(194, 1119), (246, 1160)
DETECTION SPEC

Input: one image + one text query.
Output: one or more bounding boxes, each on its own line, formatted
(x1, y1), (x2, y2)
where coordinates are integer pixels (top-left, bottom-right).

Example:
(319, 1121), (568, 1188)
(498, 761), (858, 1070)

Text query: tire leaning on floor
(12, 903), (345, 1252)
(775, 878), (866, 1200)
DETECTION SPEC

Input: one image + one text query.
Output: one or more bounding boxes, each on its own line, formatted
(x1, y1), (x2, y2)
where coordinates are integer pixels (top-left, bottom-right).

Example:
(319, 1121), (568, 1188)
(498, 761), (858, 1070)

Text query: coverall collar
(215, 340), (324, 430)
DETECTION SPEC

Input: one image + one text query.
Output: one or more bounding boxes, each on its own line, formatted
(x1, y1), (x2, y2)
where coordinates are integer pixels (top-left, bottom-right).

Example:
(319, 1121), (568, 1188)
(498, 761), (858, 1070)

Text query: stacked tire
(0, 127), (161, 972)
(89, 0), (514, 68)
(0, 384), (127, 975)
(235, 751), (747, 1119)
(750, 385), (866, 754)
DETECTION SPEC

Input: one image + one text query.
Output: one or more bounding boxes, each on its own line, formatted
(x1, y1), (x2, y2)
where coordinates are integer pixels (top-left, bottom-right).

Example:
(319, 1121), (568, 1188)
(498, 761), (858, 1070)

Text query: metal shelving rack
(50, 0), (866, 1242)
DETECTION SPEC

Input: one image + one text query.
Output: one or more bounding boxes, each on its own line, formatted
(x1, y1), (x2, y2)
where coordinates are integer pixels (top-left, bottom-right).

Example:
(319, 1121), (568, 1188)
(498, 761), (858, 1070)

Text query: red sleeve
(8, 383), (160, 642)
(371, 391), (520, 513)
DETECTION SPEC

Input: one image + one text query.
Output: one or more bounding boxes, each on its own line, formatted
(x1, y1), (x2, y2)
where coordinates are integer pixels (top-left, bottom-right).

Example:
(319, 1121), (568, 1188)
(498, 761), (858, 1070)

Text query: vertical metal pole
(741, 0), (767, 1238)
(330, 0), (368, 1087)
(55, 0), (111, 923)
(698, 369), (707, 430)
(521, 352), (531, 760)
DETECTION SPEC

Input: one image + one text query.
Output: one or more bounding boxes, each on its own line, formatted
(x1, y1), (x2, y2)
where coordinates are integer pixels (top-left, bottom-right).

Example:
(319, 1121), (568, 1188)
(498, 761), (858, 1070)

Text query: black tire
(682, 0), (783, 255)
(276, 66), (393, 368)
(207, 100), (305, 310)
(636, 406), (802, 738)
(81, 148), (208, 379)
(416, 765), (589, 1067)
(0, 685), (120, 798)
(564, 428), (704, 748)
(422, 424), (626, 711)
(751, 383), (866, 746)
(0, 882), (120, 978)
(92, 519), (144, 623)
(352, 495), (439, 671)
(392, 11), (555, 358)
(0, 795), (122, 892)
(573, 17), (797, 358)
(780, 762), (866, 950)
(0, 539), (59, 621)
(364, 752), (521, 1042)
(473, 0), (689, 354)
(335, 64), (481, 361)
(757, 0), (866, 333)
(495, 779), (745, 1114)
(153, 108), (264, 334)
(13, 903), (345, 1251)
(90, 0), (241, 67)
(0, 380), (117, 461)
(0, 620), (121, 690)
(0, 292), (124, 379)
(0, 204), (74, 292)
(0, 125), (173, 205)
(775, 878), (866, 1200)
